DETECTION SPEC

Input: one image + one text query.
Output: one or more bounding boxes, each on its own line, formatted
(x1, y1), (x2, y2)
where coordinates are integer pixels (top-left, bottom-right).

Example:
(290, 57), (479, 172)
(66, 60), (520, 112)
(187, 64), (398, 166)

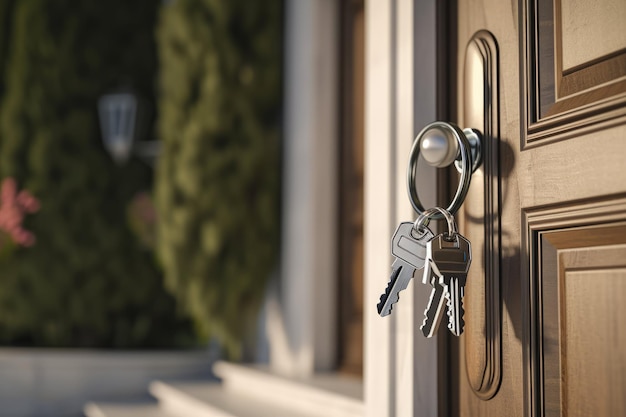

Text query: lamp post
(98, 92), (160, 165)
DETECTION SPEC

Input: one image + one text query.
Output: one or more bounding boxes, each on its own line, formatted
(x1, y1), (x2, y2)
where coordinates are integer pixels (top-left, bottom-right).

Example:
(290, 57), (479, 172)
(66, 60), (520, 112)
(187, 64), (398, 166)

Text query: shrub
(0, 0), (195, 348)
(155, 0), (283, 358)
(0, 0), (16, 100)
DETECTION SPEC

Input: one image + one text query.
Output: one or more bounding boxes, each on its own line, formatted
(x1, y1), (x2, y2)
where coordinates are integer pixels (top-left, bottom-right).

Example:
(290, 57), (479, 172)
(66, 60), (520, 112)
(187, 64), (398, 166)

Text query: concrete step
(150, 380), (321, 417)
(84, 402), (175, 417)
(212, 361), (364, 417)
(84, 363), (364, 417)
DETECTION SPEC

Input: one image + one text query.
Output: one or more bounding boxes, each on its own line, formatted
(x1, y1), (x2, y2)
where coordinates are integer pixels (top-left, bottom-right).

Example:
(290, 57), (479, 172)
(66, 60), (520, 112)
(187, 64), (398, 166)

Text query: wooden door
(449, 0), (626, 416)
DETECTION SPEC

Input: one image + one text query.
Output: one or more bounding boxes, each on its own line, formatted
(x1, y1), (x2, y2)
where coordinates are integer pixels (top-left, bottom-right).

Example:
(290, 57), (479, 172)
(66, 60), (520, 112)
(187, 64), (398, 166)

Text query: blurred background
(0, 0), (281, 414)
(0, 0), (364, 416)
(0, 0), (282, 353)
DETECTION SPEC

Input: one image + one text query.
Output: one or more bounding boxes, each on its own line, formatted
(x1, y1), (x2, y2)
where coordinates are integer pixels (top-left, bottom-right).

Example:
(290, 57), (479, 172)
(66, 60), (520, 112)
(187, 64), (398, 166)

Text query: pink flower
(0, 177), (40, 247)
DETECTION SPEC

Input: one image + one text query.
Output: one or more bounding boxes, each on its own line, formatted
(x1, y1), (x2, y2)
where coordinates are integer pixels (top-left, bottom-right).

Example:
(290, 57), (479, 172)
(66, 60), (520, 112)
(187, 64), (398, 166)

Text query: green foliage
(156, 0), (283, 358)
(0, 0), (16, 100)
(0, 0), (195, 348)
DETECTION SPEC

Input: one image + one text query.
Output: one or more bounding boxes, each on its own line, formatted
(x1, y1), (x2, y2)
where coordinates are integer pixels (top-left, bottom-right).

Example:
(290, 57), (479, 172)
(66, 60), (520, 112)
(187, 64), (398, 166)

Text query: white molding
(364, 0), (438, 416)
(271, 0), (339, 377)
(364, 0), (395, 415)
(394, 0), (419, 415)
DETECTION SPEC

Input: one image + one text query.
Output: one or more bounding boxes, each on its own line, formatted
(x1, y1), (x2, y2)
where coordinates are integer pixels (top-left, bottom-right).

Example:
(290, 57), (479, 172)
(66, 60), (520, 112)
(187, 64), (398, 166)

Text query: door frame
(363, 0), (443, 415)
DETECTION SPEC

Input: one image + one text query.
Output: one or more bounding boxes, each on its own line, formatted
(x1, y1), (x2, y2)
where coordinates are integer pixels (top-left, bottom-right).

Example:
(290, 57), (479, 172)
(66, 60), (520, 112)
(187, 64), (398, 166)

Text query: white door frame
(364, 1), (439, 416)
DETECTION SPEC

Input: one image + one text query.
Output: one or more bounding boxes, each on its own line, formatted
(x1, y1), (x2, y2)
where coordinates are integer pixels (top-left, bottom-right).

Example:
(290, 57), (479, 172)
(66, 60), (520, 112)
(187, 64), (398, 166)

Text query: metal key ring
(407, 122), (472, 219)
(413, 207), (458, 239)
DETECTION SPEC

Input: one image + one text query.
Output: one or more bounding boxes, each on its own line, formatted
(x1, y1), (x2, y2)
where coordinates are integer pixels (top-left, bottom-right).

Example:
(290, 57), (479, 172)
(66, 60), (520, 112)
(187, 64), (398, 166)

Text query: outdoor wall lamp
(98, 92), (160, 165)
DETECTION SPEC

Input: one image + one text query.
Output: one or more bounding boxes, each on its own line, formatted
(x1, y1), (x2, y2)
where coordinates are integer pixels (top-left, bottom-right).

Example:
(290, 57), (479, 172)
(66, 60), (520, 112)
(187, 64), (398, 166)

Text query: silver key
(419, 264), (446, 337)
(426, 232), (471, 336)
(377, 222), (434, 317)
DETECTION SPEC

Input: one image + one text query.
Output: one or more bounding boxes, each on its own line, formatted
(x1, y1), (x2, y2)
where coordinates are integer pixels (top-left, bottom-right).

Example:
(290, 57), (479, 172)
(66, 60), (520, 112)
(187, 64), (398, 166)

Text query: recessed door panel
(536, 221), (626, 417)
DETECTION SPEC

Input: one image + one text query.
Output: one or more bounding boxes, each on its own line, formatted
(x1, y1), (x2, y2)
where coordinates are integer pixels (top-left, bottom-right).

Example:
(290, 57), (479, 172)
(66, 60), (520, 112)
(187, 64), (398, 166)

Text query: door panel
(525, 203), (626, 417)
(538, 222), (626, 417)
(453, 0), (626, 416)
(559, 0), (626, 70)
(526, 0), (626, 143)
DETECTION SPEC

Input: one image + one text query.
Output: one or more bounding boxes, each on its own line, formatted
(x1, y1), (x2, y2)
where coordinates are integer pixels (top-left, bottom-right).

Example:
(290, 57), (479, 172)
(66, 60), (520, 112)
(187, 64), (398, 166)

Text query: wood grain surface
(452, 1), (626, 416)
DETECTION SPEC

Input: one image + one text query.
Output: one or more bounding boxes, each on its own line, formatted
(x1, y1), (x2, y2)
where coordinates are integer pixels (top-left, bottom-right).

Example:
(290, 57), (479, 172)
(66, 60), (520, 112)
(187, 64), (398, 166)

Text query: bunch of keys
(377, 207), (471, 338)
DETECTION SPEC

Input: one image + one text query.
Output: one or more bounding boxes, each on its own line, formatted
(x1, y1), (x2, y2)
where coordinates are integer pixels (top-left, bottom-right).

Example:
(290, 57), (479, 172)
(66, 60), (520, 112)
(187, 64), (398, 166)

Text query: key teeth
(448, 296), (465, 335)
(377, 265), (403, 316)
(419, 304), (431, 330)
(377, 291), (399, 316)
(421, 291), (435, 328)
(377, 283), (401, 316)
(420, 315), (434, 338)
(441, 285), (467, 335)
(420, 316), (436, 337)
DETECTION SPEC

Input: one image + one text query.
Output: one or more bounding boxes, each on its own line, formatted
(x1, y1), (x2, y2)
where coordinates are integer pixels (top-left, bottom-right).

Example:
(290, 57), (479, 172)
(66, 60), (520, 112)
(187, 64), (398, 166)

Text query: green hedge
(0, 0), (195, 348)
(0, 0), (16, 100)
(155, 0), (283, 358)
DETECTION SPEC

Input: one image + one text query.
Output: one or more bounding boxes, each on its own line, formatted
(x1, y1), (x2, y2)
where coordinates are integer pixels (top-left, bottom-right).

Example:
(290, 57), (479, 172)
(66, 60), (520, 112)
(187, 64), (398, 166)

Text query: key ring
(406, 122), (474, 219)
(413, 206), (458, 240)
